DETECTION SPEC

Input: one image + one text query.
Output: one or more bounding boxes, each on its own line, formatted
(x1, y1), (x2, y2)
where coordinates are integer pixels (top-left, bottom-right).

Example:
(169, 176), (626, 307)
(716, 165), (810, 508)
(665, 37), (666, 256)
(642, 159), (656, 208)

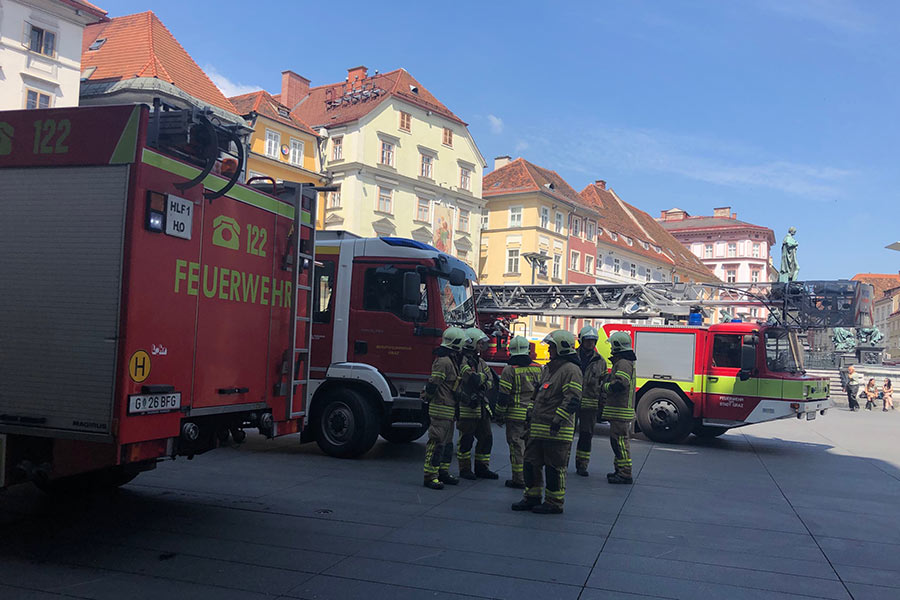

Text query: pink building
(658, 206), (776, 320)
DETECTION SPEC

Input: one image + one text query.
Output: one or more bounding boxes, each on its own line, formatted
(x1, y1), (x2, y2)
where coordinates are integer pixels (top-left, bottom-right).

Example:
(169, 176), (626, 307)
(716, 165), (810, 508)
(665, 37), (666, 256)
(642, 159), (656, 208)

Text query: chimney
(281, 70), (310, 109)
(347, 65), (368, 88)
(595, 180), (606, 190)
(731, 212), (737, 220)
(494, 155), (511, 170)
(713, 206), (731, 219)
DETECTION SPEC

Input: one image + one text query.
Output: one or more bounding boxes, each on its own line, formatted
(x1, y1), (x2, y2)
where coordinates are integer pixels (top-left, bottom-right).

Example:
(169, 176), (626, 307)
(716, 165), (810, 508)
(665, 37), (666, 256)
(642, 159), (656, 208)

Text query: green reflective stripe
(499, 379), (513, 390)
(555, 407), (570, 419)
(580, 399), (599, 409)
(431, 372), (446, 380)
(506, 408), (528, 420)
(615, 370), (632, 384)
(563, 382), (582, 392)
(459, 407), (481, 419)
(429, 405), (455, 419)
(603, 408), (635, 420)
(575, 450), (590, 459)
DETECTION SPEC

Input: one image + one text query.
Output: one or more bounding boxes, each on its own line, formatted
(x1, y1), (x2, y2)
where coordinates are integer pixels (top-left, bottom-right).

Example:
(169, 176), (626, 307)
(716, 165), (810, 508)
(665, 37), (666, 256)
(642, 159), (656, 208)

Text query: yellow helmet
(507, 335), (531, 357)
(441, 327), (467, 351)
(543, 329), (577, 356)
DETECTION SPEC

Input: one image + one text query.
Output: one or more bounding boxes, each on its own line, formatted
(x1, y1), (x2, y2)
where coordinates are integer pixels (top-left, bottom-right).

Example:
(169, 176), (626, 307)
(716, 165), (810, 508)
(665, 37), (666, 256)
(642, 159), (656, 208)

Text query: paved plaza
(2, 407), (899, 600)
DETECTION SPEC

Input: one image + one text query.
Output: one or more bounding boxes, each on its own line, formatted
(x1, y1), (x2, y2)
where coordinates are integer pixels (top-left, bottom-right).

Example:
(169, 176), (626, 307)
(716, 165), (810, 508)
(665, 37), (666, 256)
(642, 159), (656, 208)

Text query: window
(572, 218), (581, 238)
(538, 249), (549, 276)
(457, 249), (468, 263)
(614, 258), (621, 274)
(327, 187), (341, 208)
(481, 212), (489, 230)
(550, 314), (560, 326)
(26, 24), (56, 57)
(584, 255), (594, 274)
(509, 206), (522, 227)
(289, 139), (304, 166)
(377, 186), (393, 213)
(645, 269), (652, 282)
(610, 232), (618, 241)
(726, 269), (736, 283)
(363, 267), (427, 322)
(552, 254), (561, 279)
(570, 251), (580, 271)
(727, 242), (737, 258)
(458, 209), (469, 232)
(674, 274), (681, 283)
(332, 136), (343, 160)
(630, 263), (637, 278)
(25, 89), (51, 110)
(765, 329), (799, 372)
(380, 141), (394, 166)
(555, 211), (563, 233)
(751, 270), (760, 283)
(704, 244), (713, 259)
(507, 249), (520, 274)
(399, 111), (412, 132)
(420, 153), (433, 178)
(596, 253), (603, 273)
(442, 127), (453, 146)
(752, 243), (761, 258)
(265, 130), (280, 158)
(460, 167), (471, 191)
(417, 198), (430, 222)
(712, 335), (742, 369)
(587, 221), (596, 239)
(751, 308), (759, 318)
(540, 207), (549, 229)
(313, 260), (336, 323)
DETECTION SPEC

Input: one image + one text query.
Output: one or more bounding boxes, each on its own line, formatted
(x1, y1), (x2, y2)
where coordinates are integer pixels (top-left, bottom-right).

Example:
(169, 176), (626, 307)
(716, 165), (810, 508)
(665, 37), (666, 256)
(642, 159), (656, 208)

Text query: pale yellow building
(290, 67), (485, 267)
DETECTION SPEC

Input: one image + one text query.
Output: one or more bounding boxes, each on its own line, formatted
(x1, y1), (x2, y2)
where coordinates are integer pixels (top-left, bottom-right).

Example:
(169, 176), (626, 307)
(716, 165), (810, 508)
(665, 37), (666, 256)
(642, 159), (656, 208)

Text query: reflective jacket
(425, 348), (460, 420)
(579, 350), (607, 411)
(530, 356), (582, 442)
(601, 351), (636, 422)
(459, 352), (493, 420)
(496, 356), (542, 422)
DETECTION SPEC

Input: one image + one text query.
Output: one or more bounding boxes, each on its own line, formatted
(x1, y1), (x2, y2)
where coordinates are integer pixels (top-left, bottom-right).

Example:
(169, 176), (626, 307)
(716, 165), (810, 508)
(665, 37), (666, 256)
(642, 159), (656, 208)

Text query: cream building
(290, 66), (485, 267)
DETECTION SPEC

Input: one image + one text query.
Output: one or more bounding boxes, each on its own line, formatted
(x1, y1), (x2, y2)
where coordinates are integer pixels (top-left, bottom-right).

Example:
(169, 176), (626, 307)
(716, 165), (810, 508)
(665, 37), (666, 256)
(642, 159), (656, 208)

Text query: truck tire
(315, 388), (380, 458)
(380, 424), (427, 444)
(34, 465), (140, 495)
(693, 424), (729, 438)
(636, 389), (694, 444)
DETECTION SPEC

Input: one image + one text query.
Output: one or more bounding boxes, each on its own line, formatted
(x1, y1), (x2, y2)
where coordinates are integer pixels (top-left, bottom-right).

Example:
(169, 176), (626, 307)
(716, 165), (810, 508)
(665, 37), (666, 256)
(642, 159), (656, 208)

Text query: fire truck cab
(605, 321), (832, 442)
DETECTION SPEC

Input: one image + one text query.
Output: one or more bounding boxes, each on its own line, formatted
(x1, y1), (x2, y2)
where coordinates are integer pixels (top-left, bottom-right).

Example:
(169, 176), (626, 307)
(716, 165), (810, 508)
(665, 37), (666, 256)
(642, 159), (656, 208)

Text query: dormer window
(88, 38), (107, 51)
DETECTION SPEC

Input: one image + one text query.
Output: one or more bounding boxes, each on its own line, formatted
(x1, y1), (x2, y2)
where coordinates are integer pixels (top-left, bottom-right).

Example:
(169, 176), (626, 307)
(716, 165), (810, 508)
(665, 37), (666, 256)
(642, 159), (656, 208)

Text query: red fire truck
(0, 104), (477, 491)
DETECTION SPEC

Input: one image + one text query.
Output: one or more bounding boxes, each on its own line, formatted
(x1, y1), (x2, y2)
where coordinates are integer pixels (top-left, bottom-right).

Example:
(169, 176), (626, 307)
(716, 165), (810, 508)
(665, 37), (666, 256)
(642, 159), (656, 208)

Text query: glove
(550, 416), (562, 435)
(610, 380), (626, 393)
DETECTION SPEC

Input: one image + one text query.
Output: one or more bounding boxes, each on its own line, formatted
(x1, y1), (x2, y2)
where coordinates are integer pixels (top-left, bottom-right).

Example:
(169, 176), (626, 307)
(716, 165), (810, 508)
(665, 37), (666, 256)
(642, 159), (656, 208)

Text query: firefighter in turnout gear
(457, 327), (498, 480)
(575, 326), (608, 477)
(512, 330), (582, 514)
(422, 327), (467, 490)
(495, 335), (542, 489)
(602, 331), (637, 484)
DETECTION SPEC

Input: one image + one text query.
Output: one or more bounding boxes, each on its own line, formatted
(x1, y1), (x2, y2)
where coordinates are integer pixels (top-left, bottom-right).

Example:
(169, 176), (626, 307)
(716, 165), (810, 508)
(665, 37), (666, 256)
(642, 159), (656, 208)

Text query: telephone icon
(212, 215), (240, 250)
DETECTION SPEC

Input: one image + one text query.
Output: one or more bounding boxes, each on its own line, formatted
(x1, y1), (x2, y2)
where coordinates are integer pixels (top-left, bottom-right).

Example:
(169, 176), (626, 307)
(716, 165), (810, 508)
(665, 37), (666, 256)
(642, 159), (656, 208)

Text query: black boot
(475, 465), (499, 480)
(576, 467), (589, 477)
(531, 502), (563, 514)
(423, 478), (444, 490)
(458, 469), (477, 480)
(607, 473), (633, 485)
(511, 497), (542, 511)
(438, 472), (459, 485)
(505, 479), (525, 489)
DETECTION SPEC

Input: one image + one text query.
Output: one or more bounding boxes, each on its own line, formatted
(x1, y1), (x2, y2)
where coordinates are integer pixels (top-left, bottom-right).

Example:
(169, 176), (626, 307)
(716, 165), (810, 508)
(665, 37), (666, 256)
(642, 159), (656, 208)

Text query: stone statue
(778, 227), (799, 283)
(857, 327), (884, 347)
(832, 327), (857, 351)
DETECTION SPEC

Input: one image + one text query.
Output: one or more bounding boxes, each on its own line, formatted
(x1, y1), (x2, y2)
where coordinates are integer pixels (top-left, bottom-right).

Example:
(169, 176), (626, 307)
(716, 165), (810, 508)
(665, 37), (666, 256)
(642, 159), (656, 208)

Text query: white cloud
(756, 0), (874, 34)
(487, 114), (504, 134)
(204, 64), (260, 98)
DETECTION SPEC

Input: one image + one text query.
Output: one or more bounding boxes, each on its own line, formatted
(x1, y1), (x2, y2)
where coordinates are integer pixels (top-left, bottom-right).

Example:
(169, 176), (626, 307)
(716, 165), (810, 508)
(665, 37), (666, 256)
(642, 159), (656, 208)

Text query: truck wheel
(636, 389), (694, 444)
(693, 424), (729, 438)
(380, 424), (427, 444)
(315, 388), (379, 458)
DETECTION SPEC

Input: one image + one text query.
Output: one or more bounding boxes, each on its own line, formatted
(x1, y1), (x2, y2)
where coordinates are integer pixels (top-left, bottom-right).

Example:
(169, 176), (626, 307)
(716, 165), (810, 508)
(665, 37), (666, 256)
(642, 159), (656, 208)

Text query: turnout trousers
(457, 411), (493, 473)
(424, 417), (454, 483)
(609, 419), (633, 478)
(575, 408), (597, 472)
(523, 438), (570, 507)
(505, 419), (527, 484)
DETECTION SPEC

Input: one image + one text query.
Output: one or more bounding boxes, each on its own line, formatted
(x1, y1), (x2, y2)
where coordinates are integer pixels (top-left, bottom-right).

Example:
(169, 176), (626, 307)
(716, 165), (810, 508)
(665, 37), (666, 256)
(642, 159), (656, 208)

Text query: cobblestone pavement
(2, 407), (899, 599)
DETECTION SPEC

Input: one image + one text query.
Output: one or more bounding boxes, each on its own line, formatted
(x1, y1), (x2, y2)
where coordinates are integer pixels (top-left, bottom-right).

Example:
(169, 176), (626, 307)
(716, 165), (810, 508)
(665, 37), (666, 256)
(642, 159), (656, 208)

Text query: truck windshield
(764, 329), (801, 373)
(439, 278), (475, 327)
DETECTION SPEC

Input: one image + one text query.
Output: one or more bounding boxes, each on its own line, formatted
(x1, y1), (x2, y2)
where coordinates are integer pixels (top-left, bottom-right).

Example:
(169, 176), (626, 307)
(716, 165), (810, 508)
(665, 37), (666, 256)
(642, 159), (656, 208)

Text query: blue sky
(101, 0), (900, 278)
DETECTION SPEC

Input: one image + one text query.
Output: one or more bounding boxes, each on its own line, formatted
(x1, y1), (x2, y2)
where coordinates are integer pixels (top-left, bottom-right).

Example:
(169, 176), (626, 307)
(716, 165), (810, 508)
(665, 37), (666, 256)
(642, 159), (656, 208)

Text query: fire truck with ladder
(0, 104), (477, 491)
(475, 280), (874, 442)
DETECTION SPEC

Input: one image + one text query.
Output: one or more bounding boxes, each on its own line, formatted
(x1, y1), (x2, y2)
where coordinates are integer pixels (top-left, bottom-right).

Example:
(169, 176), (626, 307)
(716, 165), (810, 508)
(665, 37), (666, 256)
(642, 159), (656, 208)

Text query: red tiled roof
(81, 11), (237, 114)
(658, 214), (776, 245)
(852, 274), (900, 297)
(291, 68), (464, 129)
(581, 183), (718, 283)
(229, 90), (318, 138)
(483, 158), (586, 208)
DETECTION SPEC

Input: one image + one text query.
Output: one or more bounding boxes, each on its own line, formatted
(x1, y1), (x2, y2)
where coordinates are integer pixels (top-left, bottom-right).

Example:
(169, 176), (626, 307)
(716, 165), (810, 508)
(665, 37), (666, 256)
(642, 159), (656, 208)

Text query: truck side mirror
(448, 268), (466, 286)
(401, 304), (422, 322)
(739, 344), (756, 381)
(402, 272), (421, 305)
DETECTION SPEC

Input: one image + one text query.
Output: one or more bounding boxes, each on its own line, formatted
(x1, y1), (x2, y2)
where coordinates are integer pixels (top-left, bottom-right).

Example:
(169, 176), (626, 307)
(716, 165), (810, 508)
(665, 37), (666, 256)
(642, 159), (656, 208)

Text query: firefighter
(495, 335), (542, 489)
(457, 327), (498, 480)
(422, 326), (467, 490)
(602, 331), (637, 484)
(512, 330), (582, 514)
(575, 326), (608, 477)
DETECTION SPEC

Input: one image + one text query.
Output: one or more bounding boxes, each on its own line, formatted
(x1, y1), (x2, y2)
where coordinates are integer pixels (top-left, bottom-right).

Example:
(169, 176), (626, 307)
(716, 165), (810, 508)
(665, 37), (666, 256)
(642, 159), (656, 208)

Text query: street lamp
(522, 252), (548, 284)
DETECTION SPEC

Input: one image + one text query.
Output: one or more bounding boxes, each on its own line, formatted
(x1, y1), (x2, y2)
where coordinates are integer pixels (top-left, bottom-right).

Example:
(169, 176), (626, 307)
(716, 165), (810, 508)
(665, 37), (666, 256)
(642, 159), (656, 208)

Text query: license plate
(128, 393), (181, 415)
(806, 411), (816, 421)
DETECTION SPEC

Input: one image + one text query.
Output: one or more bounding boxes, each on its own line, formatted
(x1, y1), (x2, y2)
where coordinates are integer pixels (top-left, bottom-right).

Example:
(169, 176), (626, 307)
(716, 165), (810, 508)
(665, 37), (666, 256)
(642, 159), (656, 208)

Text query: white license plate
(806, 411), (816, 420)
(128, 393), (181, 415)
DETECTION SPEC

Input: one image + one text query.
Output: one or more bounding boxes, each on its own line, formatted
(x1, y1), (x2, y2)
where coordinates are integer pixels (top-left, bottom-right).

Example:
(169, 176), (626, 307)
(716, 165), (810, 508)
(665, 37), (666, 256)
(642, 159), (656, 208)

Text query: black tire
(314, 388), (380, 458)
(693, 424), (729, 438)
(34, 465), (140, 495)
(380, 424), (427, 444)
(636, 388), (694, 444)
